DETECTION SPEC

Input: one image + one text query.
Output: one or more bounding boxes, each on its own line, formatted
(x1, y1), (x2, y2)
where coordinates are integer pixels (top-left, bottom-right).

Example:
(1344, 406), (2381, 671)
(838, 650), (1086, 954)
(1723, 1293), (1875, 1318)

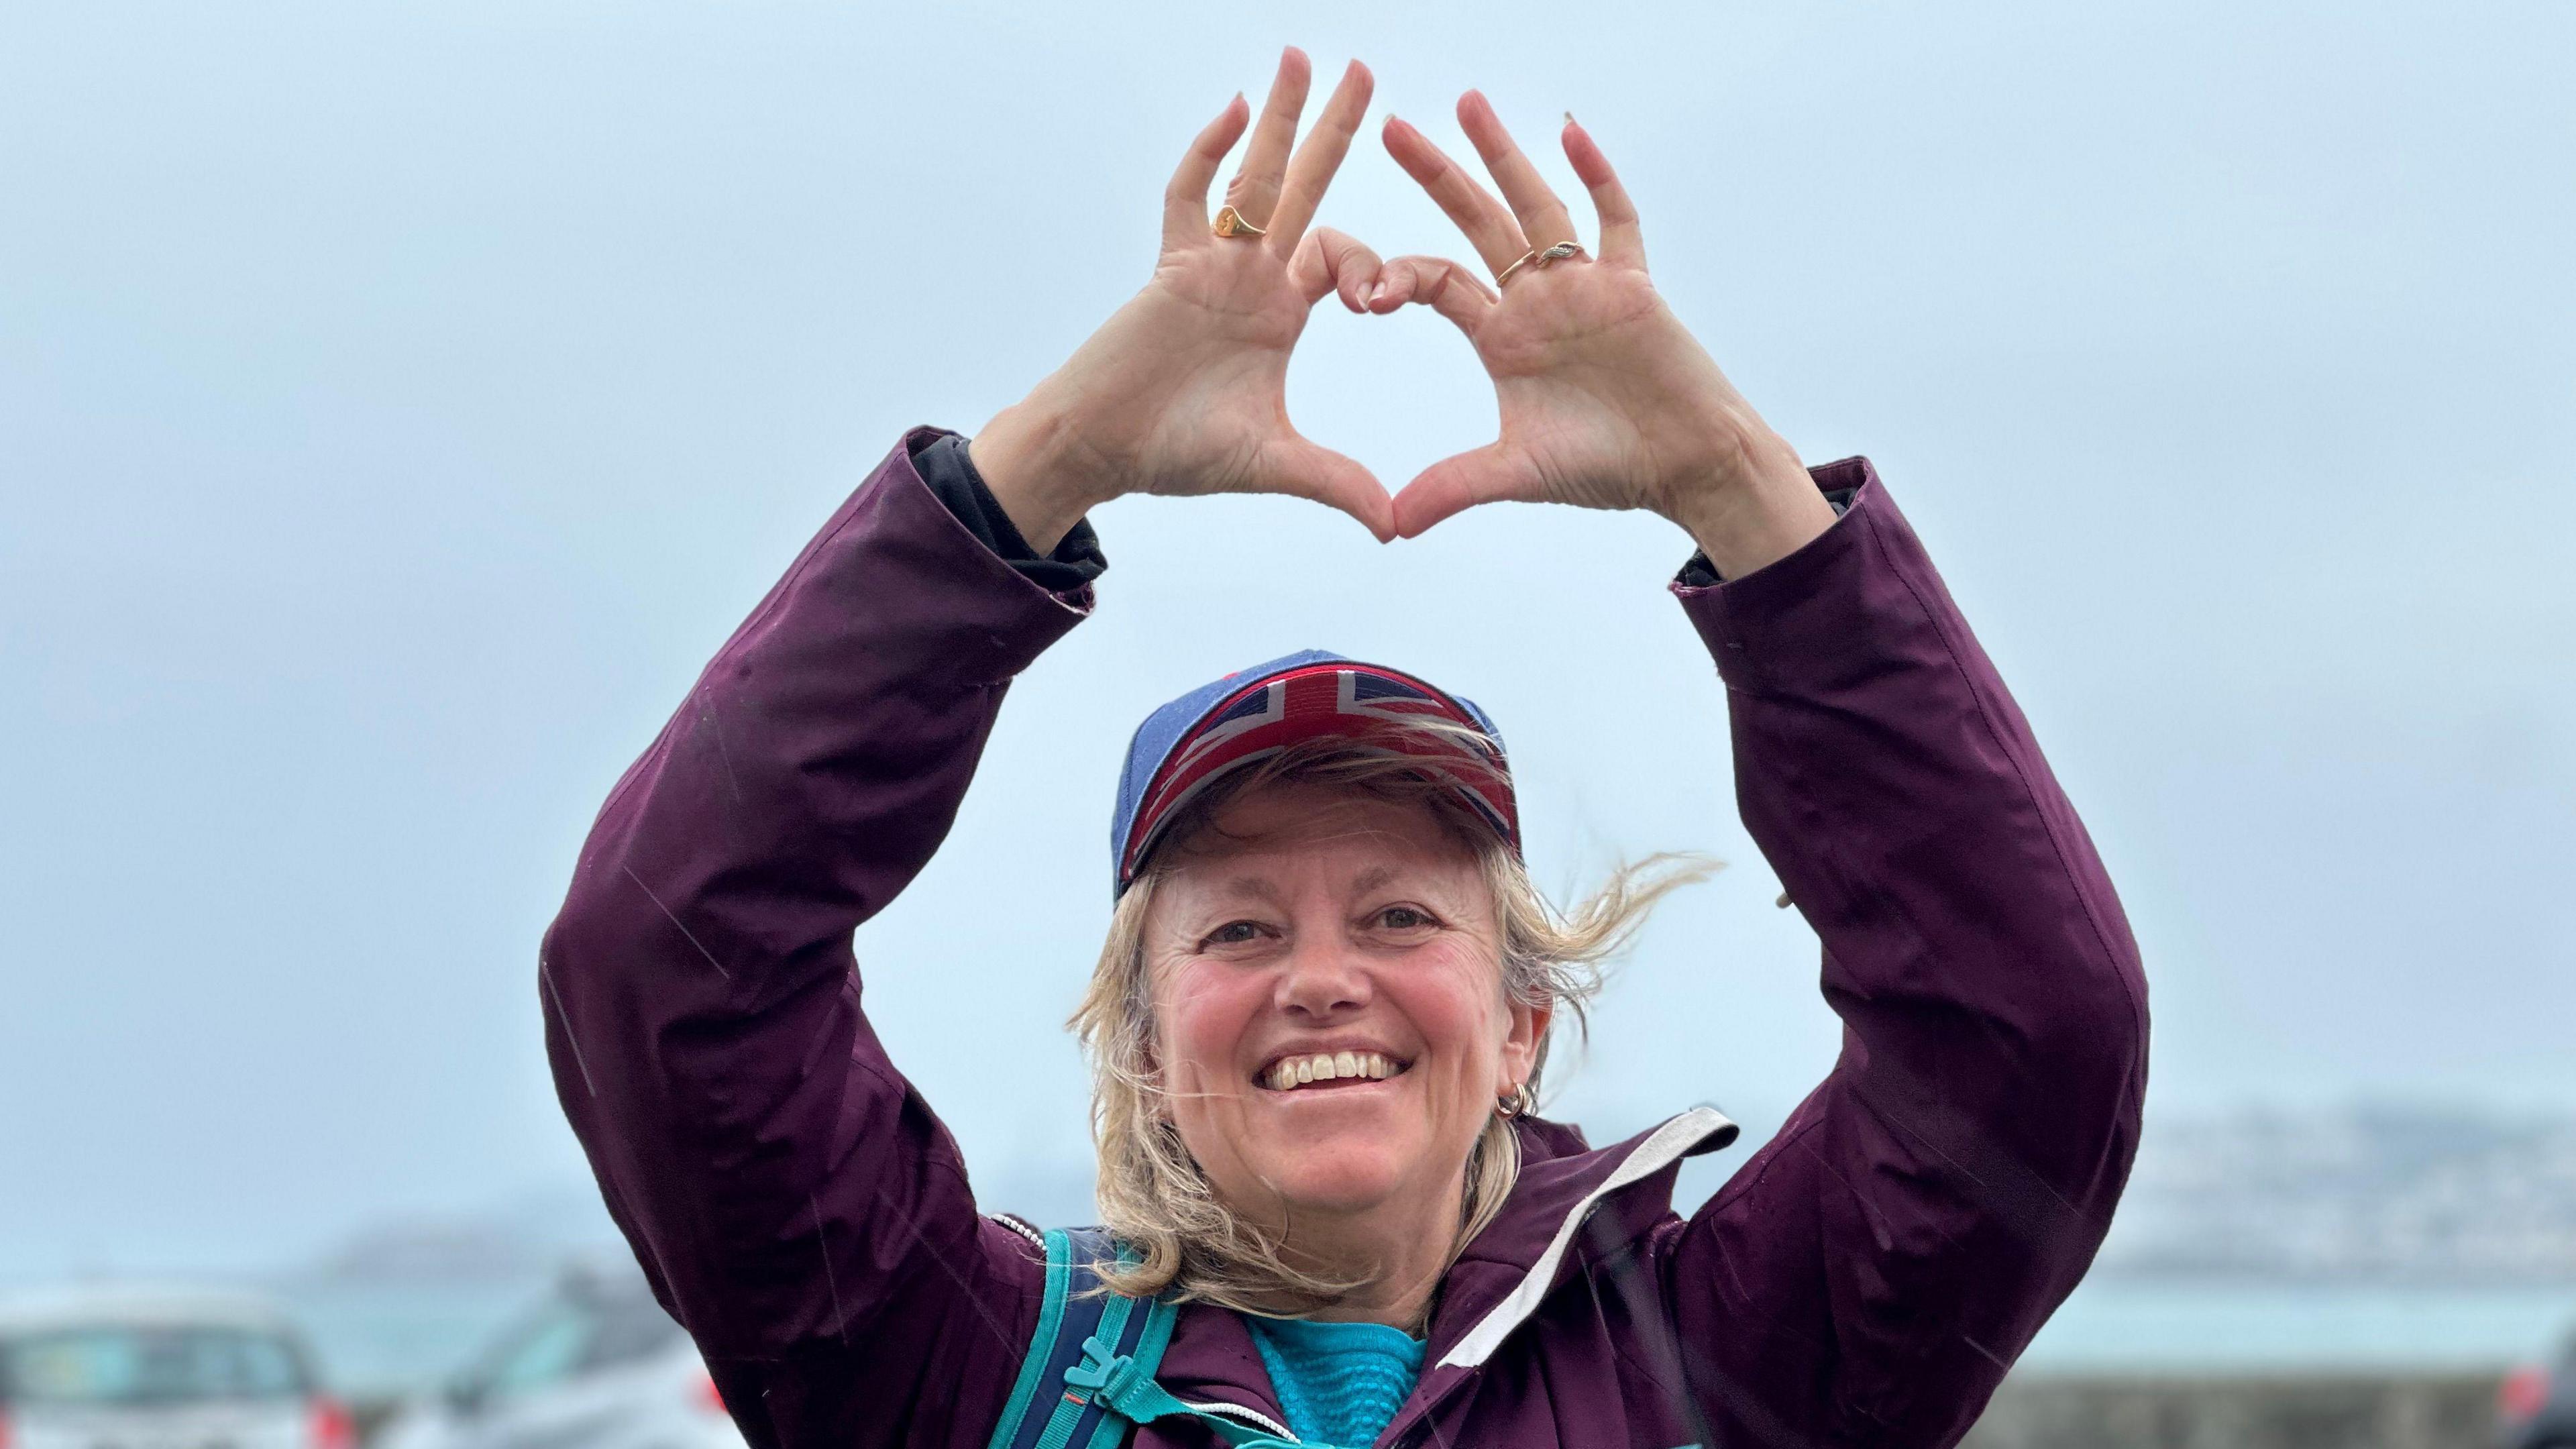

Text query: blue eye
(1207, 920), (1263, 946)
(1378, 906), (1433, 930)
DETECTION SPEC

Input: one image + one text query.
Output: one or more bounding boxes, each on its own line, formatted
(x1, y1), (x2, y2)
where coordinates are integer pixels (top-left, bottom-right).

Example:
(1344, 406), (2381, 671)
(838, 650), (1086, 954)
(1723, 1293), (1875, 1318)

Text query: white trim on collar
(1436, 1106), (1738, 1370)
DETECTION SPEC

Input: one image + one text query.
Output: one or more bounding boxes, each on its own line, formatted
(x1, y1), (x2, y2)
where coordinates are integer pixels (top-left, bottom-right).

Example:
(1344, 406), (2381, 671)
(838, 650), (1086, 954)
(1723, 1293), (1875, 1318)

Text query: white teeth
(1264, 1052), (1408, 1090)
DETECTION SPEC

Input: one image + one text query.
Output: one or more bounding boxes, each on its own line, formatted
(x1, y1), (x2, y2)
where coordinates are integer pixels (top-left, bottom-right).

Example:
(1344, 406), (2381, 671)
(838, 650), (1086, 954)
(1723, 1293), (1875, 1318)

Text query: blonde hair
(1067, 729), (1713, 1319)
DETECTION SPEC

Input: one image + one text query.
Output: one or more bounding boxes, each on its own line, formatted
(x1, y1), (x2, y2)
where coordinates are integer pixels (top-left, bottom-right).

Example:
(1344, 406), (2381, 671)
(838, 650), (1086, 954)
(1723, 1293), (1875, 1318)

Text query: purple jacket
(541, 429), (2147, 1448)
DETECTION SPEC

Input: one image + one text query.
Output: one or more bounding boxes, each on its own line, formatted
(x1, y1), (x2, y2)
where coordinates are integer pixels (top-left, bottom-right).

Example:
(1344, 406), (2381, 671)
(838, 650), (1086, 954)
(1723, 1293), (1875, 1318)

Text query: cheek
(1153, 963), (1263, 1095)
(1389, 951), (1511, 1080)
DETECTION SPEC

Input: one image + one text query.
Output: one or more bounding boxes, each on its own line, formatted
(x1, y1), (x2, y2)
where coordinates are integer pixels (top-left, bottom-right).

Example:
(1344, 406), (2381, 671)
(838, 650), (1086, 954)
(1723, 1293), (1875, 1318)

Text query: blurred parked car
(2502, 1326), (2576, 1448)
(0, 1285), (351, 1449)
(376, 1267), (739, 1449)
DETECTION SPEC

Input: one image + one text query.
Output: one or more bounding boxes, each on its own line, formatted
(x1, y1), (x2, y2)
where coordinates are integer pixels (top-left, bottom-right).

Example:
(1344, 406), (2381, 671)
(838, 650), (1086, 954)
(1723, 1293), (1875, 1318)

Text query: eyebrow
(1217, 875), (1284, 905)
(1210, 863), (1407, 904)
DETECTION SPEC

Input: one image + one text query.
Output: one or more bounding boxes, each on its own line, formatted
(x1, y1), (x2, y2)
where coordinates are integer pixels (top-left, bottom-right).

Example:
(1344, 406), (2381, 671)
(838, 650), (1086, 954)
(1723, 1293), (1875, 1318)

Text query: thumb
(1366, 255), (1497, 332)
(1391, 442), (1537, 538)
(1291, 226), (1387, 314)
(1260, 433), (1395, 542)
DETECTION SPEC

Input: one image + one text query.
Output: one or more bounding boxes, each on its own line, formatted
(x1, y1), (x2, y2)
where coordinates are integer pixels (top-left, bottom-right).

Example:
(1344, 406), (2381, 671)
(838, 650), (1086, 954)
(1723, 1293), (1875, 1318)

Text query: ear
(1499, 994), (1554, 1091)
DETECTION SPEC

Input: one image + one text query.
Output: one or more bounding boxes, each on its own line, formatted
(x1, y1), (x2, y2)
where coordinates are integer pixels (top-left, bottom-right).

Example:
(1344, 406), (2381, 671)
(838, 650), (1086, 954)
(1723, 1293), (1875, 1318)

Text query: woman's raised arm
(539, 49), (1390, 1449)
(1658, 469), (2147, 1444)
(1370, 95), (2147, 1444)
(539, 431), (1086, 1448)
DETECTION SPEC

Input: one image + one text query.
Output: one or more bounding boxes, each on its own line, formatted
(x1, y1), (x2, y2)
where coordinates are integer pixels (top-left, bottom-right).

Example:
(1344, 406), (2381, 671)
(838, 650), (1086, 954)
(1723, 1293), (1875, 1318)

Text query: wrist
(1668, 430), (1837, 580)
(968, 397), (1113, 556)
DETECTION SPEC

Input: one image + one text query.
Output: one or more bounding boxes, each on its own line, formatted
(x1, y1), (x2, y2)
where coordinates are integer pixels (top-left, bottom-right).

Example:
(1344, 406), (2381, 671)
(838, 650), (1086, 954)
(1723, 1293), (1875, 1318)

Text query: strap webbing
(987, 1227), (1358, 1449)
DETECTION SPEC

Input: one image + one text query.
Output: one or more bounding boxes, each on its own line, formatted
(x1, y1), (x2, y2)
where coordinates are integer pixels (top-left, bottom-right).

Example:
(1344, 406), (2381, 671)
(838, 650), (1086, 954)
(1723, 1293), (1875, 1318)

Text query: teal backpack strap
(984, 1226), (1079, 1449)
(985, 1228), (1320, 1449)
(1063, 1301), (1330, 1449)
(986, 1229), (1209, 1449)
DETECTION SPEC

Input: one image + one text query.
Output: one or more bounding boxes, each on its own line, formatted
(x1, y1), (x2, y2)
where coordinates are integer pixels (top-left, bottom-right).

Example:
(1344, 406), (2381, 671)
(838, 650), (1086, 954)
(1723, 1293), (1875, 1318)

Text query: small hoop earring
(1495, 1082), (1537, 1120)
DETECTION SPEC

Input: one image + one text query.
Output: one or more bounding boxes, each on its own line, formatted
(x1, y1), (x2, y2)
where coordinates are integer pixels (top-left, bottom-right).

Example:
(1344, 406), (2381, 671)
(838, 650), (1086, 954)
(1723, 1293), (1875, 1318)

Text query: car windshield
(466, 1288), (683, 1401)
(580, 1297), (684, 1371)
(0, 1324), (309, 1407)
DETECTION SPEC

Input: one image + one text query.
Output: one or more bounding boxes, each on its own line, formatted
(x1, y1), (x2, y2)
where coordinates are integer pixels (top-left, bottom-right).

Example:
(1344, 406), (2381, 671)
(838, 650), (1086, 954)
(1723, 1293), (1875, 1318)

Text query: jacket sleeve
(1654, 460), (2149, 1447)
(539, 429), (1079, 1449)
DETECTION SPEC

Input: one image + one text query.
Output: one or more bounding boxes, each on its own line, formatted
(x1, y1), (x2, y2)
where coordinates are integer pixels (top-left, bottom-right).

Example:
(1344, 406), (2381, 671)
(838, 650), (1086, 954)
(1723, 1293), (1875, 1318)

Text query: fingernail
(1564, 110), (1578, 127)
(1367, 281), (1387, 303)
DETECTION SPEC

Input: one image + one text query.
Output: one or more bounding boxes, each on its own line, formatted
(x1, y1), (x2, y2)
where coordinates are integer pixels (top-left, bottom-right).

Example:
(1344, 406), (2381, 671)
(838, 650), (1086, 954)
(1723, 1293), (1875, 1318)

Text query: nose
(1275, 934), (1371, 1020)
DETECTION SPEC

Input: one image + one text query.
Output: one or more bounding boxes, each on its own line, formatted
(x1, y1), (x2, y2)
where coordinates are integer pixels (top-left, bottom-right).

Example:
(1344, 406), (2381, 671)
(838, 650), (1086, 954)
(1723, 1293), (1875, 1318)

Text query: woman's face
(1140, 780), (1546, 1231)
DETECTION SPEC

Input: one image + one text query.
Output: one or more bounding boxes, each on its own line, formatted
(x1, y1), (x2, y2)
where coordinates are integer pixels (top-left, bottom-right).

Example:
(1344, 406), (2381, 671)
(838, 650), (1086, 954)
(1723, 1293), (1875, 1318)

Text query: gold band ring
(1212, 205), (1269, 239)
(1496, 240), (1585, 286)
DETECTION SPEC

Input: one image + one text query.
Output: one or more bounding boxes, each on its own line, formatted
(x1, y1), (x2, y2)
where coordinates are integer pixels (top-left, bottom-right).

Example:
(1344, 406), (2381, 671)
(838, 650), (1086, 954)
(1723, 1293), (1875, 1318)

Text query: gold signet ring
(1496, 241), (1586, 286)
(1213, 205), (1269, 239)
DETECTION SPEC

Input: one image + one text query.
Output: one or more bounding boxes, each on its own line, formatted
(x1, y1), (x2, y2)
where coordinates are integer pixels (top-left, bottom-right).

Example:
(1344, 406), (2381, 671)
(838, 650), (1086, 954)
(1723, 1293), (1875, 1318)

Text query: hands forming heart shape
(969, 48), (1839, 581)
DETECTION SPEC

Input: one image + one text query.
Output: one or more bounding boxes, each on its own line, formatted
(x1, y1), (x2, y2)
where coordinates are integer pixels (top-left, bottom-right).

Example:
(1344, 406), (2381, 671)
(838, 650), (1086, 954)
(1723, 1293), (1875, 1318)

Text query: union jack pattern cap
(1110, 649), (1519, 896)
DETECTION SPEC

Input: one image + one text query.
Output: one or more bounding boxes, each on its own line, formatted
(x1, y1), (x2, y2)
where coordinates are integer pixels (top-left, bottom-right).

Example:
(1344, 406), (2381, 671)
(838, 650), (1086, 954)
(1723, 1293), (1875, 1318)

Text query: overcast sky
(5, 0), (2571, 1280)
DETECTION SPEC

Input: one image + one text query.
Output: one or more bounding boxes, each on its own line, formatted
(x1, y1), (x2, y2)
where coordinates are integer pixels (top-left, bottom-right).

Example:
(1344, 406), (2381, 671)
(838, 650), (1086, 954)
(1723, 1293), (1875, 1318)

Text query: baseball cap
(1109, 649), (1519, 896)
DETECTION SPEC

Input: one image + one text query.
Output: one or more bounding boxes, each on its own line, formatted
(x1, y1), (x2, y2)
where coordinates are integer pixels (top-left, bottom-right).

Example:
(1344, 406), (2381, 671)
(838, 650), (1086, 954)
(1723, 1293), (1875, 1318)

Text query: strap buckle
(1063, 1335), (1141, 1405)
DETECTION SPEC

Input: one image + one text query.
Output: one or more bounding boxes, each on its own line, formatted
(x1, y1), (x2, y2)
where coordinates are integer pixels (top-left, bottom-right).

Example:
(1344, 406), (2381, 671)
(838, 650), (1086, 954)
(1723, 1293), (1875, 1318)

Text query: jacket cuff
(906, 429), (1108, 592)
(1669, 456), (1901, 695)
(824, 428), (1095, 688)
(1670, 460), (1862, 588)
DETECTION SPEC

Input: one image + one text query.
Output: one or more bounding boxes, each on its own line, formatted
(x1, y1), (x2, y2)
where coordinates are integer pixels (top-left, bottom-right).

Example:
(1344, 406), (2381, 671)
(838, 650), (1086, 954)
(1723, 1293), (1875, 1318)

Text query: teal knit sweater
(1240, 1313), (1425, 1448)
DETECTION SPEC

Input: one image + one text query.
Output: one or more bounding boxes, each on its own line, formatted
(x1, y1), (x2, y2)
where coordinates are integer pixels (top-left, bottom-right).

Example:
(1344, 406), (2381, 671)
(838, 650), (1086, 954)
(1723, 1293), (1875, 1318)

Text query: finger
(1261, 435), (1395, 542)
(1456, 90), (1580, 250)
(1266, 58), (1373, 252)
(1291, 227), (1386, 313)
(1368, 254), (1497, 332)
(1562, 112), (1644, 269)
(1393, 443), (1543, 538)
(1163, 94), (1253, 249)
(1381, 113), (1528, 277)
(1222, 46), (1312, 231)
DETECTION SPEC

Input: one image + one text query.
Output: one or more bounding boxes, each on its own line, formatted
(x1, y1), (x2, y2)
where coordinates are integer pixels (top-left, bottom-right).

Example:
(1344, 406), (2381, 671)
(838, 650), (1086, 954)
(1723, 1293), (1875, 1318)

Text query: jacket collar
(1146, 1106), (1739, 1438)
(1425, 1106), (1739, 1368)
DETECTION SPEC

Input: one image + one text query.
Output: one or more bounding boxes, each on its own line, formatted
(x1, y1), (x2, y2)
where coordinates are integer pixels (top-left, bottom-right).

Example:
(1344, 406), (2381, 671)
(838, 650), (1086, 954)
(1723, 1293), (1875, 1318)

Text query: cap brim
(1117, 659), (1517, 890)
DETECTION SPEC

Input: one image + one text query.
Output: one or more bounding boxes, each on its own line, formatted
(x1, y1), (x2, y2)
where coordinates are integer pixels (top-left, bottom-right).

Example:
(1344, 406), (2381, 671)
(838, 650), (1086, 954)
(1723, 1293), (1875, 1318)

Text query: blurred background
(5, 1), (2571, 1445)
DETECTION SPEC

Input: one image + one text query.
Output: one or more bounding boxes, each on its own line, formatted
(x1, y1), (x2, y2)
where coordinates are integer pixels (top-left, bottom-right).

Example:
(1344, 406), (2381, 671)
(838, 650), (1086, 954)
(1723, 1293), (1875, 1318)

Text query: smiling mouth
(1258, 1051), (1411, 1093)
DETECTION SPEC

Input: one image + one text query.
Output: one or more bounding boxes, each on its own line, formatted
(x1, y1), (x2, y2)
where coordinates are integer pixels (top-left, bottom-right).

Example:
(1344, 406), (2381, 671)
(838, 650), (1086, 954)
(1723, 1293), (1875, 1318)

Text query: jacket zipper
(1177, 1397), (1299, 1442)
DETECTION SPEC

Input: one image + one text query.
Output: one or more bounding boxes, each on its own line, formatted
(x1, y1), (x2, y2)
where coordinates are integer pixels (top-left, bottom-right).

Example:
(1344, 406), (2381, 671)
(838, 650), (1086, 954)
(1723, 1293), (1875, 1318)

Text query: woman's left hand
(1371, 94), (1838, 577)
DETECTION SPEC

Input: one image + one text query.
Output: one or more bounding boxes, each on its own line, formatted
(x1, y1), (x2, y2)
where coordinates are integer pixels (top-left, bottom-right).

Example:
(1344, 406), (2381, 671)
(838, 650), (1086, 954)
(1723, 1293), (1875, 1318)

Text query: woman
(541, 49), (2146, 1449)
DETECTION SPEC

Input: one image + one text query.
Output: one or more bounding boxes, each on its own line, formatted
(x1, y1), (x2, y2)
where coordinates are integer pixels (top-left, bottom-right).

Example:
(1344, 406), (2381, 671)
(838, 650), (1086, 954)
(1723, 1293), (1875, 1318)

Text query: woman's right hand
(969, 49), (1396, 550)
